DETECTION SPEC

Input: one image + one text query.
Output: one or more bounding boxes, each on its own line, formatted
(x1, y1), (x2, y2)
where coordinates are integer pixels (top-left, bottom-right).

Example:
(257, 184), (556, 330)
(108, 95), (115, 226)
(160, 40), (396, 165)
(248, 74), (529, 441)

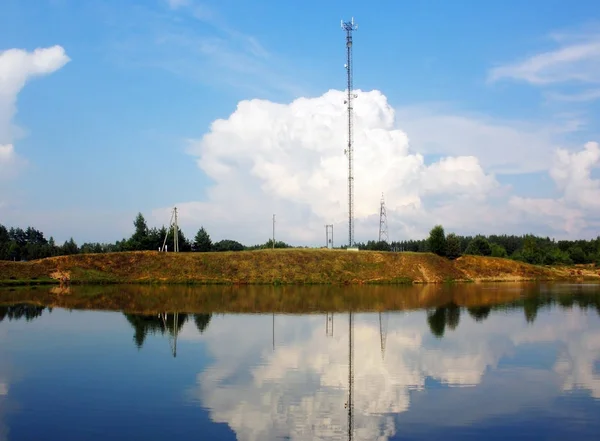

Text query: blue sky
(1, 0), (599, 244)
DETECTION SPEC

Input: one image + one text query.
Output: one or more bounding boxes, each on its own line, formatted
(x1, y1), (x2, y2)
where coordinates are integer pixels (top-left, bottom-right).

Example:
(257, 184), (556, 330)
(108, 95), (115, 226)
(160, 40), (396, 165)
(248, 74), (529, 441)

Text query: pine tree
(193, 227), (212, 252)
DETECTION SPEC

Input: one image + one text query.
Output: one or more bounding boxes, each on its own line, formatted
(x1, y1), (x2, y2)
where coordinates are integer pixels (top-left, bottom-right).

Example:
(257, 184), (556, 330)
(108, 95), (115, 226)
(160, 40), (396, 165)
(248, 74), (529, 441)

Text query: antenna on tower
(379, 193), (389, 243)
(342, 17), (358, 249)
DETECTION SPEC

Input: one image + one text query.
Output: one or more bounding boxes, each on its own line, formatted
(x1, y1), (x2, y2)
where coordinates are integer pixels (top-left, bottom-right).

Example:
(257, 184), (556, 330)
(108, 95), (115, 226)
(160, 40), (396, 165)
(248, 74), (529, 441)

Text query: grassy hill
(1, 249), (599, 286)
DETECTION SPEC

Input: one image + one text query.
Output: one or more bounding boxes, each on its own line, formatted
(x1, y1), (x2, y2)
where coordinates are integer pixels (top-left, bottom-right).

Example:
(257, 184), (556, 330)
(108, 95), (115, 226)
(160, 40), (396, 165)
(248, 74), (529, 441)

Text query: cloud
(0, 144), (26, 180)
(150, 88), (600, 244)
(157, 89), (500, 244)
(508, 197), (588, 236)
(488, 29), (600, 86)
(546, 89), (600, 102)
(0, 45), (69, 180)
(508, 141), (600, 236)
(394, 105), (576, 174)
(104, 2), (303, 98)
(550, 141), (600, 209)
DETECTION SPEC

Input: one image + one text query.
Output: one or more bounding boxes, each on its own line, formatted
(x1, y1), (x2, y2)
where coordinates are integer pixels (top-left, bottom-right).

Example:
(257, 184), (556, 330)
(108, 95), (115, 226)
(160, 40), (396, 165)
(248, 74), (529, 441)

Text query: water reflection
(1, 284), (600, 440)
(0, 304), (46, 322)
(123, 312), (212, 355)
(192, 306), (600, 440)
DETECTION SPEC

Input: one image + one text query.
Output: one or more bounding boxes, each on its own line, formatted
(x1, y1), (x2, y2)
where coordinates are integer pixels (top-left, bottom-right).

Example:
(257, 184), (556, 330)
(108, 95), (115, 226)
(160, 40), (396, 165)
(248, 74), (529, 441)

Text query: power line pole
(173, 207), (179, 253)
(161, 207), (179, 252)
(272, 214), (275, 249)
(342, 17), (358, 249)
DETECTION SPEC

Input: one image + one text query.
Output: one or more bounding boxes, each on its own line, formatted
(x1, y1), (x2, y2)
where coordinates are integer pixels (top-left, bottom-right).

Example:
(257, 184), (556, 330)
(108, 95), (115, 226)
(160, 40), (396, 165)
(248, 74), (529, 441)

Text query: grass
(0, 249), (599, 287)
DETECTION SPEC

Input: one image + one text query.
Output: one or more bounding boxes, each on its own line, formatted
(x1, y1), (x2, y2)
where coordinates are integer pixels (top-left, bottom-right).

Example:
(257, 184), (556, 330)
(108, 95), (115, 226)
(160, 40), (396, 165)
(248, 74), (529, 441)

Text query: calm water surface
(1, 283), (600, 440)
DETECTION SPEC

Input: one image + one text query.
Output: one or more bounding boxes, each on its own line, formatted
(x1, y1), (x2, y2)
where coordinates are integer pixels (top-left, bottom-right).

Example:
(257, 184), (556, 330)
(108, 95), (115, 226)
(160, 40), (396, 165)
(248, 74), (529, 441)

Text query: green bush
(465, 236), (492, 256)
(446, 233), (461, 260)
(427, 225), (447, 257)
(490, 243), (507, 258)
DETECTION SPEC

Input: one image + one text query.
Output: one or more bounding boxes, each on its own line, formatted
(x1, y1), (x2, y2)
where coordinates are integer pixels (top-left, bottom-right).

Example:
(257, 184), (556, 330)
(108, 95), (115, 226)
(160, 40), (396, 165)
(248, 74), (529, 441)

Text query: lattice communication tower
(379, 193), (389, 243)
(342, 17), (358, 248)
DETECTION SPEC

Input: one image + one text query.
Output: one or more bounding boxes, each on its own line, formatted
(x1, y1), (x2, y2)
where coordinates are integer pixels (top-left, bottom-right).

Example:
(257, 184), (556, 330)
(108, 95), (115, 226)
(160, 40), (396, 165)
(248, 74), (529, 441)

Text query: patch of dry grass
(1, 249), (599, 286)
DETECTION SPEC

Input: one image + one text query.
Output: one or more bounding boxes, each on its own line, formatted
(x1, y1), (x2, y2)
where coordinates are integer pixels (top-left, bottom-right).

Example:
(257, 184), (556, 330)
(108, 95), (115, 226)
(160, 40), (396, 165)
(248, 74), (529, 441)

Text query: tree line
(2, 214), (599, 265)
(351, 226), (600, 266)
(0, 212), (292, 261)
(418, 225), (600, 266)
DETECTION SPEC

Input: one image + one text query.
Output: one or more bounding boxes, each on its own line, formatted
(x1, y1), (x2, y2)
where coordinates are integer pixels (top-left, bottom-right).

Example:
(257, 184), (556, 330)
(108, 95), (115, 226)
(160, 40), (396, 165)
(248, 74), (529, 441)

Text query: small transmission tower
(325, 224), (334, 248)
(342, 17), (358, 248)
(379, 193), (389, 243)
(161, 207), (179, 252)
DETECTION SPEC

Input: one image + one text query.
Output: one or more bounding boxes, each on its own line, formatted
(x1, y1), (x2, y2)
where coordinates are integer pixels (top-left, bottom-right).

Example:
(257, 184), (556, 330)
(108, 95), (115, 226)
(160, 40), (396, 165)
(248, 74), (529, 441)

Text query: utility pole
(272, 214), (275, 249)
(173, 207), (179, 253)
(161, 207), (180, 252)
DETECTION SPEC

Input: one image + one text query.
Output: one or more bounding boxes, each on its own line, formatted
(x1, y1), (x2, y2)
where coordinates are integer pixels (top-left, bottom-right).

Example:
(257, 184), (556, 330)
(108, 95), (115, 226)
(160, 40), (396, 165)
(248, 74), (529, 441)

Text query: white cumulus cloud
(0, 45), (70, 181)
(0, 144), (25, 180)
(509, 142), (600, 236)
(156, 89), (499, 245)
(551, 141), (600, 209)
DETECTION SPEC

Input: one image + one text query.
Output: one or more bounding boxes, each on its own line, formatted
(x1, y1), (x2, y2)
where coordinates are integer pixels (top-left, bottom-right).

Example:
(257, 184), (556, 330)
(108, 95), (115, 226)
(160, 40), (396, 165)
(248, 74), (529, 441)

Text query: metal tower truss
(342, 18), (358, 248)
(379, 193), (389, 243)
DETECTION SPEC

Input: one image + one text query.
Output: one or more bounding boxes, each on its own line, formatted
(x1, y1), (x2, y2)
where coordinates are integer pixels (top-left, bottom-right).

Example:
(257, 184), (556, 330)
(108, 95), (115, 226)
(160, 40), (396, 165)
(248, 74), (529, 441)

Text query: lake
(1, 282), (600, 440)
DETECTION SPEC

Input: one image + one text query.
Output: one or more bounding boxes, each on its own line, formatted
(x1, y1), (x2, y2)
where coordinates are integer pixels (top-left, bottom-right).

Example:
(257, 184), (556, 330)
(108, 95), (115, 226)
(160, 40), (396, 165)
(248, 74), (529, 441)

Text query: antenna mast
(342, 17), (358, 248)
(379, 193), (389, 243)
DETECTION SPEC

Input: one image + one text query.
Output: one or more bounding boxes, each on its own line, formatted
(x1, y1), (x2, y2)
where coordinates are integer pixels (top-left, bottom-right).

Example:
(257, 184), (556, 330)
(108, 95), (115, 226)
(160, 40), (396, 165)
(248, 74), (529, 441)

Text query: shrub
(446, 233), (461, 260)
(490, 243), (507, 258)
(465, 235), (492, 256)
(427, 225), (447, 257)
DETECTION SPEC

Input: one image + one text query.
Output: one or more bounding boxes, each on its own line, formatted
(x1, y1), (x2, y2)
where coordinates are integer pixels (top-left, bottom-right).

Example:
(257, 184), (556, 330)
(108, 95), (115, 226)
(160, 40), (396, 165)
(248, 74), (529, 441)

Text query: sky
(1, 0), (600, 246)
